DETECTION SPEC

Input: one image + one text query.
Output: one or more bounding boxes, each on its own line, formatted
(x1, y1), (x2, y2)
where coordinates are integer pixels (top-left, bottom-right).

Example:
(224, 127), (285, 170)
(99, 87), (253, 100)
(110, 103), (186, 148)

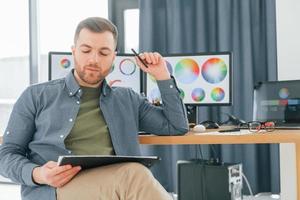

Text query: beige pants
(56, 162), (172, 200)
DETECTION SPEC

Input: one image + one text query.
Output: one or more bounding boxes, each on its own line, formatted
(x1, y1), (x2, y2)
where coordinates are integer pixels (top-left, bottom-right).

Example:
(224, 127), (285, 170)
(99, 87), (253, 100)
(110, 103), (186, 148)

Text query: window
(0, 0), (109, 135)
(108, 0), (139, 53)
(39, 0), (108, 81)
(0, 1), (29, 134)
(124, 9), (139, 53)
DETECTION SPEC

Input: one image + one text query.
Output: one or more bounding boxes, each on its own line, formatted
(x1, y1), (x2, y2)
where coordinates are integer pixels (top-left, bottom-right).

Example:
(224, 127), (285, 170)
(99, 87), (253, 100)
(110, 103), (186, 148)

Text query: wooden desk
(139, 129), (300, 200)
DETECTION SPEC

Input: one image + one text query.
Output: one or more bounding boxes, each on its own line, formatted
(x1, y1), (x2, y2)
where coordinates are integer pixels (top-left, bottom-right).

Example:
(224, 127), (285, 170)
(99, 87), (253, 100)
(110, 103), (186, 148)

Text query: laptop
(253, 80), (300, 129)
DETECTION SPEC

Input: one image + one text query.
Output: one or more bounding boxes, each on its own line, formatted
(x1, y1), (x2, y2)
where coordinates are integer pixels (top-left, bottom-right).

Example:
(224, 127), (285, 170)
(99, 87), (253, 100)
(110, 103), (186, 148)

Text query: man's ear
(71, 45), (76, 56)
(113, 51), (117, 60)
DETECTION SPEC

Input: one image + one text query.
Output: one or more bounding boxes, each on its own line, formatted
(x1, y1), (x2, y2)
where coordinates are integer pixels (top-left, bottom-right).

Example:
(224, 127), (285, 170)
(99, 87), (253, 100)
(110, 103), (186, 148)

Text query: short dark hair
(74, 17), (118, 47)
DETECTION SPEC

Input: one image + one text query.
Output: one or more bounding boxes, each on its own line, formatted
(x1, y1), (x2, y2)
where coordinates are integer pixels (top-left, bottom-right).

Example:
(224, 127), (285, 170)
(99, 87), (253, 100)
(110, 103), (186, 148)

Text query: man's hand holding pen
(132, 49), (171, 81)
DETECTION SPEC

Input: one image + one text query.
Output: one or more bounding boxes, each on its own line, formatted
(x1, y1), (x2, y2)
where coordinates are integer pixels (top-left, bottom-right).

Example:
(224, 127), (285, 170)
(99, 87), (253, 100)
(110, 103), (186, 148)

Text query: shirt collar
(65, 69), (80, 96)
(65, 69), (111, 97)
(101, 79), (111, 96)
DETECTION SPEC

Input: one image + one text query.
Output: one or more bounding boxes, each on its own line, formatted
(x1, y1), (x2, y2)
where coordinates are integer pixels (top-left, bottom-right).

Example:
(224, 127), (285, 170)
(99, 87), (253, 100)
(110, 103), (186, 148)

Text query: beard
(75, 62), (105, 85)
(73, 54), (114, 86)
(78, 68), (103, 85)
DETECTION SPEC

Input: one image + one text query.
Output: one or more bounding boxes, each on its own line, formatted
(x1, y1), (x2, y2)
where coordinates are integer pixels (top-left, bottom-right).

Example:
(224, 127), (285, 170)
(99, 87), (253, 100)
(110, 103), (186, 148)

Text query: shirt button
(170, 85), (174, 88)
(76, 101), (80, 104)
(69, 92), (73, 95)
(68, 151), (72, 154)
(60, 135), (64, 138)
(6, 131), (10, 135)
(69, 118), (73, 122)
(78, 89), (81, 93)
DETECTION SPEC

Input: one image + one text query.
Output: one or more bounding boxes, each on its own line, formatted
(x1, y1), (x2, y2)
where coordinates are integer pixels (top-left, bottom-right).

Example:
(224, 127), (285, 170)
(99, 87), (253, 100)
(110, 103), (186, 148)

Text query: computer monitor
(146, 52), (232, 105)
(253, 80), (300, 125)
(48, 52), (73, 80)
(107, 54), (141, 93)
(48, 52), (141, 93)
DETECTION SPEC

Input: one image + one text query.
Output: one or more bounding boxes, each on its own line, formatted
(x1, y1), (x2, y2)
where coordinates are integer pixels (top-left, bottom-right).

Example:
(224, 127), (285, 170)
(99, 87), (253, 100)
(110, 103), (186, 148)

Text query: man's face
(72, 28), (116, 87)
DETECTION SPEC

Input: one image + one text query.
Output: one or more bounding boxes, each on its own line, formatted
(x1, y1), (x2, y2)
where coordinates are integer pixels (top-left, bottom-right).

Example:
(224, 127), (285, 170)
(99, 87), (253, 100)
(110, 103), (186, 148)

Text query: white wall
(276, 1), (300, 200)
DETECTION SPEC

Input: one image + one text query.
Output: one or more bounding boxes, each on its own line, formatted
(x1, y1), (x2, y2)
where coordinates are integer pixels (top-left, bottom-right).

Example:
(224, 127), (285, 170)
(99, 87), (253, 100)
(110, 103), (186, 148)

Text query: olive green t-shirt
(64, 86), (114, 155)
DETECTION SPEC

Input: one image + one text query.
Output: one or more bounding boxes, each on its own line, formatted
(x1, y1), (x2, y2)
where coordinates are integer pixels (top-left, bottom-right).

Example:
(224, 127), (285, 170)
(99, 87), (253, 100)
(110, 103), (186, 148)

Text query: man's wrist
(32, 166), (44, 185)
(153, 74), (171, 81)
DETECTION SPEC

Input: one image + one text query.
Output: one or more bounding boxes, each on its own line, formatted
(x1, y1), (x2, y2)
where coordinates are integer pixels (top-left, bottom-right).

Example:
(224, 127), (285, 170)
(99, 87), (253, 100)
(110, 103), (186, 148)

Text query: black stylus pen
(131, 48), (149, 68)
(218, 128), (241, 133)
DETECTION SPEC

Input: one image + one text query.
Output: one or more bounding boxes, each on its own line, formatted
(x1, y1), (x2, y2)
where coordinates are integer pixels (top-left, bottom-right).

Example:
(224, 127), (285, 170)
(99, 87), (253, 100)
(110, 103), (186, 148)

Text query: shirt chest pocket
(35, 103), (79, 139)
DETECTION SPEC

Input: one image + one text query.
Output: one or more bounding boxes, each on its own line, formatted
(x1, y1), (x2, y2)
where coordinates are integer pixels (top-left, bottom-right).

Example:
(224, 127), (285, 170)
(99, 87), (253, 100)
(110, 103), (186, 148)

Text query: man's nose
(88, 52), (100, 64)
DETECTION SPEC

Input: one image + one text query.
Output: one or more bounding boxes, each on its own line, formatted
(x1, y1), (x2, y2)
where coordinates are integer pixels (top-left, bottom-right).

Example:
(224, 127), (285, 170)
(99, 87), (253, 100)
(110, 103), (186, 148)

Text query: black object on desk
(138, 132), (151, 135)
(218, 128), (241, 133)
(200, 120), (220, 129)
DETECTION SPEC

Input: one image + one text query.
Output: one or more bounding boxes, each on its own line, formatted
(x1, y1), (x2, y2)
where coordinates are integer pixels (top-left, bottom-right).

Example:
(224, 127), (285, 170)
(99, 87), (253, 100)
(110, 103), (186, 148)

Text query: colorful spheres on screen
(191, 88), (205, 102)
(146, 57), (228, 103)
(175, 58), (200, 84)
(201, 58), (227, 84)
(60, 58), (71, 69)
(174, 57), (227, 84)
(211, 87), (225, 102)
(189, 87), (225, 102)
(279, 88), (289, 99)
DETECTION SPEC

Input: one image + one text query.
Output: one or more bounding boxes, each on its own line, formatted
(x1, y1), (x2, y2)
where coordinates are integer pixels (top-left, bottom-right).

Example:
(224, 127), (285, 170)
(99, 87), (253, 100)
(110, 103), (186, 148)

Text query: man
(0, 17), (188, 200)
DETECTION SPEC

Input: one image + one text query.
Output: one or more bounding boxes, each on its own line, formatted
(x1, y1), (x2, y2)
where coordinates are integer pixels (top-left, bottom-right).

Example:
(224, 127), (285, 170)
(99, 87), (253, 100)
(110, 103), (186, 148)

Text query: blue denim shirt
(0, 71), (188, 200)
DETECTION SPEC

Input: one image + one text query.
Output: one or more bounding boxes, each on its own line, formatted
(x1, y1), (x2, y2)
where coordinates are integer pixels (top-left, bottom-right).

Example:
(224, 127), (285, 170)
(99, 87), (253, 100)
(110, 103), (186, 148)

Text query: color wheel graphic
(175, 58), (199, 84)
(279, 88), (289, 99)
(119, 59), (136, 75)
(202, 58), (227, 84)
(60, 58), (71, 69)
(191, 88), (205, 102)
(211, 87), (225, 102)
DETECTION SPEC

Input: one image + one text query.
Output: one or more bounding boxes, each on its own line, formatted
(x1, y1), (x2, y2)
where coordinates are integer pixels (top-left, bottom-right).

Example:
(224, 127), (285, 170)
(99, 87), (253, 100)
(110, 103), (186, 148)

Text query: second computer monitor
(146, 52), (232, 105)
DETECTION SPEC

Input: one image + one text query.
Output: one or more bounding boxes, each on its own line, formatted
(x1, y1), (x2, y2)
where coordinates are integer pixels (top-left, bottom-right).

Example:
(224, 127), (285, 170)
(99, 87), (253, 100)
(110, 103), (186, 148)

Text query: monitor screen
(106, 54), (141, 93)
(253, 80), (300, 124)
(48, 52), (141, 93)
(48, 52), (73, 80)
(146, 52), (232, 105)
